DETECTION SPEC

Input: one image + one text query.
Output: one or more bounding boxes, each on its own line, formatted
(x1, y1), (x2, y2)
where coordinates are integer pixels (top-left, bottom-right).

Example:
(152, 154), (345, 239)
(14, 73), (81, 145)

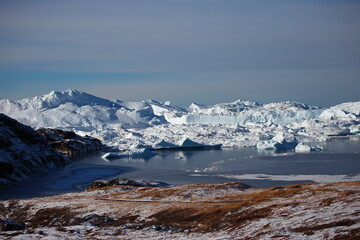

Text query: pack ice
(0, 89), (359, 154)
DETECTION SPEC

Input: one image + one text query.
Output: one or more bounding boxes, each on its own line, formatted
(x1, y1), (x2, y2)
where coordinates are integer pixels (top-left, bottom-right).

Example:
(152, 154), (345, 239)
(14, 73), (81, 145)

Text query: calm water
(1, 136), (359, 200)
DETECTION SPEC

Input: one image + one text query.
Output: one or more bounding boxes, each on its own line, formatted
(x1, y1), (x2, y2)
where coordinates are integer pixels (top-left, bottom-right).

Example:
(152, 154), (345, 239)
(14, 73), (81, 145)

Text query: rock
(152, 224), (171, 232)
(87, 178), (172, 190)
(82, 214), (115, 226)
(37, 128), (103, 158)
(0, 218), (25, 231)
(0, 114), (70, 188)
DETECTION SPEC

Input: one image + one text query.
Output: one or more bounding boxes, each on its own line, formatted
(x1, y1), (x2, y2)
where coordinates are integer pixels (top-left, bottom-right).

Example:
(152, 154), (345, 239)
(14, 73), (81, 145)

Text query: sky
(0, 0), (359, 107)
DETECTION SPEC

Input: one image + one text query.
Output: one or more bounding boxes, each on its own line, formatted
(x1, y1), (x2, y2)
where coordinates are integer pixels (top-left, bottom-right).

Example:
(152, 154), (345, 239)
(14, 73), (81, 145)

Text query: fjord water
(1, 136), (359, 200)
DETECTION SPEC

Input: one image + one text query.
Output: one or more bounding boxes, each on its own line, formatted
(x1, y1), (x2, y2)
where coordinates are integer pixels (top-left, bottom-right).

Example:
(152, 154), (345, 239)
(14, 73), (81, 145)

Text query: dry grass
(147, 200), (276, 232)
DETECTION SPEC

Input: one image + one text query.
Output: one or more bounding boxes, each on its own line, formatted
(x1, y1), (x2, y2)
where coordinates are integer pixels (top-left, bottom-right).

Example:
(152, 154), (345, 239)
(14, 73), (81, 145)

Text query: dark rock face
(36, 128), (103, 158)
(0, 114), (70, 189)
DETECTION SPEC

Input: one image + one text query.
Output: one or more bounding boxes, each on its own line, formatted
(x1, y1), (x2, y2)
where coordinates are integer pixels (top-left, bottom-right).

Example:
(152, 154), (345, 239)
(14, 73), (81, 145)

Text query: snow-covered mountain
(0, 89), (359, 150)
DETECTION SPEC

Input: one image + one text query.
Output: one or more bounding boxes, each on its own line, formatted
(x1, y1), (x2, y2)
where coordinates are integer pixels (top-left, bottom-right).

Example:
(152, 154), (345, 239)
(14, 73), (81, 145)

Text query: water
(1, 136), (359, 200)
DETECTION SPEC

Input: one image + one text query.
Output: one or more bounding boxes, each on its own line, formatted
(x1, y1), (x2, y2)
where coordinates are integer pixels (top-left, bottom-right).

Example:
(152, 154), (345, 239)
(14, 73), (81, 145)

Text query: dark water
(1, 136), (359, 200)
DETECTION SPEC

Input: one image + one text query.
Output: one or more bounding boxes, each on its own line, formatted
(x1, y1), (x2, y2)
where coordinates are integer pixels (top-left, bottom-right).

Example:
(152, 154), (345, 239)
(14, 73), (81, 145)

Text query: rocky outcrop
(0, 114), (70, 189)
(36, 128), (103, 158)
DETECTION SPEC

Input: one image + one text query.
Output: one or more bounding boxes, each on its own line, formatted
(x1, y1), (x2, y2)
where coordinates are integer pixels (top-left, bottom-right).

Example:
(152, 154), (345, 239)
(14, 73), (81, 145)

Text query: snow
(0, 89), (359, 156)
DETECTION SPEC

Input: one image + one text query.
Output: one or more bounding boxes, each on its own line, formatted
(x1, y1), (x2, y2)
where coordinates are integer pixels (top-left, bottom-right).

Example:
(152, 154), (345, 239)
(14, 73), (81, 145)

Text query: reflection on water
(1, 136), (359, 200)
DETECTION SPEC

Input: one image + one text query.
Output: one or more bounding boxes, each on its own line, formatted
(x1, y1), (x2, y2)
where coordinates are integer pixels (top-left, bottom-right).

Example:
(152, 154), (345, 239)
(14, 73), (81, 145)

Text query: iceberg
(319, 101), (360, 120)
(295, 143), (323, 152)
(0, 90), (359, 151)
(272, 132), (298, 149)
(256, 140), (279, 150)
(102, 148), (157, 160)
(295, 143), (312, 152)
(151, 140), (178, 150)
(177, 138), (222, 150)
(257, 133), (298, 150)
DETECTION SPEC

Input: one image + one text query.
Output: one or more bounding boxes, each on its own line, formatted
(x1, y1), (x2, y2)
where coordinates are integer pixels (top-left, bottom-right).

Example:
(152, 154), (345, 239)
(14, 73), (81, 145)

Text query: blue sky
(0, 0), (359, 107)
